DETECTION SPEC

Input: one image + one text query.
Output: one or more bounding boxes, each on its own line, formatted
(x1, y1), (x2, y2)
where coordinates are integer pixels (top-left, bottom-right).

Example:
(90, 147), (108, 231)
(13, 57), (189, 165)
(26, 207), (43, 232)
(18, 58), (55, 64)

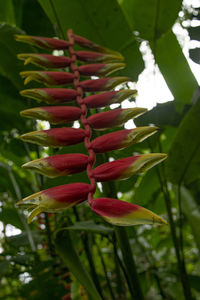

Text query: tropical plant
(0, 1), (200, 300)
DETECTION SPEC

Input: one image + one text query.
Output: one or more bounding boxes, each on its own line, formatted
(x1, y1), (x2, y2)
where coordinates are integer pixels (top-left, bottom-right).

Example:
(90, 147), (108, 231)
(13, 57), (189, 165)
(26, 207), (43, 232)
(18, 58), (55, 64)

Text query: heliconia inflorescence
(15, 30), (167, 226)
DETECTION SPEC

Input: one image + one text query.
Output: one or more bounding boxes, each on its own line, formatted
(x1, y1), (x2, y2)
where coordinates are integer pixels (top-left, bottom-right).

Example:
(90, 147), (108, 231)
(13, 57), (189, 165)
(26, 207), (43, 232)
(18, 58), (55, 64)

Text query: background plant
(0, 1), (200, 300)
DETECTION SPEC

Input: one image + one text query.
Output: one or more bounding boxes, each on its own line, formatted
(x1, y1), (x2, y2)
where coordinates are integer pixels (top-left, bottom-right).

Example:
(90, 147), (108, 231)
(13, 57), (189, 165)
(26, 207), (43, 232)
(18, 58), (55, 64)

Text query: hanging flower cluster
(15, 30), (167, 225)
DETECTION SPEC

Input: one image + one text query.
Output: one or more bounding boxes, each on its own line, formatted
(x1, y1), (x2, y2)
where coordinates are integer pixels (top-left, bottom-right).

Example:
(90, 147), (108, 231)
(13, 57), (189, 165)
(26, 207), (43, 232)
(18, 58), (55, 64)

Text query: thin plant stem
(112, 237), (134, 299)
(113, 245), (125, 299)
(44, 213), (55, 257)
(96, 238), (116, 300)
(177, 184), (184, 260)
(157, 138), (192, 299)
(148, 137), (193, 299)
(73, 207), (104, 299)
(82, 233), (105, 300)
(115, 227), (144, 300)
(5, 165), (36, 251)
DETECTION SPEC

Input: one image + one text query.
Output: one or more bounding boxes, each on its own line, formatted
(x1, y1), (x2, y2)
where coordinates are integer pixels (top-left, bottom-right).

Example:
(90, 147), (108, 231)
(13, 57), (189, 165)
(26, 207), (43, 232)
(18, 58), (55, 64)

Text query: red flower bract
(16, 30), (167, 226)
(20, 88), (78, 104)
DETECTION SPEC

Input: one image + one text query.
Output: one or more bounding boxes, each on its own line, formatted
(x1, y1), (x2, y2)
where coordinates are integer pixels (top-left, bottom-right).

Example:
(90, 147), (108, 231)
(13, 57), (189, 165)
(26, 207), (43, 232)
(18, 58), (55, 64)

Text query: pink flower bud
(90, 126), (158, 153)
(75, 51), (124, 63)
(78, 63), (125, 77)
(20, 106), (81, 124)
(84, 89), (137, 108)
(20, 88), (78, 104)
(22, 153), (89, 178)
(20, 128), (85, 147)
(79, 77), (130, 92)
(17, 53), (71, 68)
(20, 71), (74, 85)
(90, 198), (167, 226)
(93, 154), (167, 182)
(16, 183), (91, 223)
(14, 34), (70, 49)
(73, 34), (124, 59)
(87, 108), (147, 130)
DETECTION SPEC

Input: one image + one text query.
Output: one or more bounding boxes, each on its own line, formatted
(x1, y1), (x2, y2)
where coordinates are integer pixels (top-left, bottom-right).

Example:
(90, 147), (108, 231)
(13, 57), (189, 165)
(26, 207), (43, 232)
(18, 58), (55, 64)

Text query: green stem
(177, 184), (184, 260)
(83, 234), (105, 299)
(96, 238), (116, 300)
(5, 164), (36, 251)
(112, 239), (133, 299)
(115, 227), (144, 300)
(155, 165), (192, 299)
(73, 207), (104, 299)
(44, 213), (55, 257)
(113, 243), (125, 299)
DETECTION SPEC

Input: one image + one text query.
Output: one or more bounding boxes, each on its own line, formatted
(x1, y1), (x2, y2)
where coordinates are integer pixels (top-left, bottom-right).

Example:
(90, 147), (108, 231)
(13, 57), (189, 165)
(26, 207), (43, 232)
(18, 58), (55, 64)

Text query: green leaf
(188, 26), (200, 41)
(166, 98), (200, 184)
(180, 186), (200, 255)
(21, 0), (54, 36)
(135, 101), (191, 128)
(38, 0), (144, 80)
(0, 75), (29, 131)
(150, 31), (198, 110)
(0, 261), (10, 277)
(119, 0), (182, 40)
(0, 23), (33, 89)
(64, 220), (113, 234)
(7, 231), (42, 246)
(188, 275), (200, 292)
(189, 48), (200, 64)
(0, 0), (15, 25)
(0, 207), (24, 230)
(55, 229), (102, 300)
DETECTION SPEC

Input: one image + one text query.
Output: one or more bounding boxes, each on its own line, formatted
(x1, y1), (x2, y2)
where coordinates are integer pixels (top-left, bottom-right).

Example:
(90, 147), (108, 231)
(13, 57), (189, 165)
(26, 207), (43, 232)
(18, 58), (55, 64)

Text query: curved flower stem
(67, 29), (96, 204)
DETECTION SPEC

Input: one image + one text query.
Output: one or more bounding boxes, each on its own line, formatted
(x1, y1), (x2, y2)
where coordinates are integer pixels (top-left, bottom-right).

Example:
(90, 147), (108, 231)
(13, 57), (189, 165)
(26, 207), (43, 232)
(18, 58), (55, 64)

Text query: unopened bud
(17, 183), (91, 223)
(90, 198), (167, 226)
(79, 77), (130, 92)
(87, 108), (147, 130)
(93, 154), (167, 182)
(20, 106), (81, 124)
(90, 126), (158, 153)
(20, 128), (85, 147)
(75, 51), (124, 63)
(84, 89), (137, 108)
(20, 71), (74, 85)
(14, 34), (70, 49)
(73, 34), (124, 59)
(18, 53), (71, 68)
(20, 88), (78, 104)
(78, 63), (125, 77)
(22, 153), (89, 178)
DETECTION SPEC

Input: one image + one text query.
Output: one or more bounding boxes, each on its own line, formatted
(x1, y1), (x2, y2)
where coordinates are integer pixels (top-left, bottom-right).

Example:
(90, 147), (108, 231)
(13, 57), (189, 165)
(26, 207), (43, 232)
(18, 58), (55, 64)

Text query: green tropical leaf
(55, 229), (102, 300)
(64, 220), (114, 234)
(166, 97), (200, 184)
(180, 186), (200, 255)
(118, 0), (182, 40)
(151, 31), (198, 110)
(0, 0), (15, 25)
(38, 0), (144, 80)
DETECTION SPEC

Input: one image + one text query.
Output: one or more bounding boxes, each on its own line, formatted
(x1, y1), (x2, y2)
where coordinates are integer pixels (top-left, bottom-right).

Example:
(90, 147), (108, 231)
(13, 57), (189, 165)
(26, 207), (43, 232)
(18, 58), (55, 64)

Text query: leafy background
(0, 0), (200, 299)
